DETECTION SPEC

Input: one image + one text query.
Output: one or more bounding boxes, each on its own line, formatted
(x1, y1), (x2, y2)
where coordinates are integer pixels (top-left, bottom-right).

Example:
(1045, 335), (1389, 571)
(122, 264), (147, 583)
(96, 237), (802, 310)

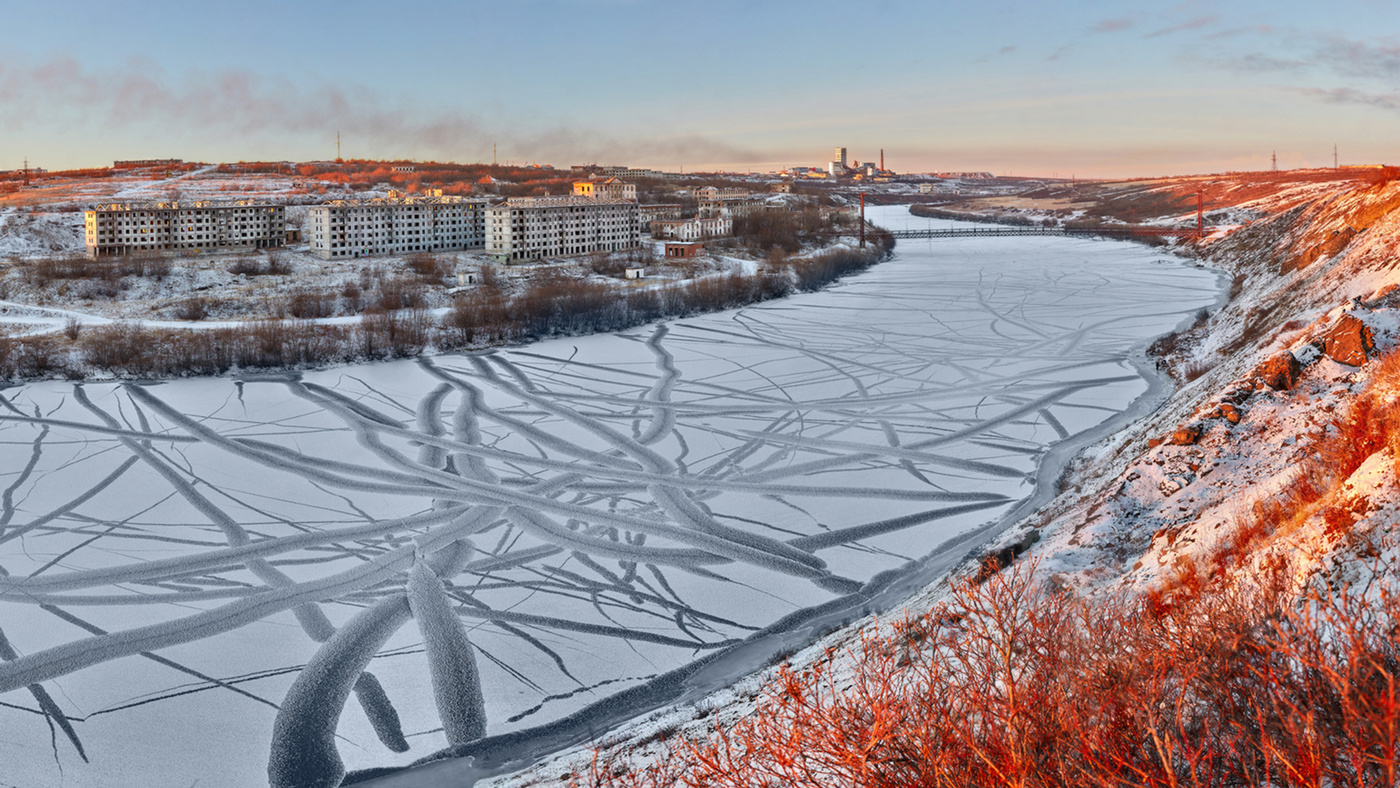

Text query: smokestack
(880, 149), (884, 171)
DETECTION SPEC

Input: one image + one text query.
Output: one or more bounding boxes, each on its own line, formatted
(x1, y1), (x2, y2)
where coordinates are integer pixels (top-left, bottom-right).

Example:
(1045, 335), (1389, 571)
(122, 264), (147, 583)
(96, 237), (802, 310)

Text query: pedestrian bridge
(875, 225), (1204, 240)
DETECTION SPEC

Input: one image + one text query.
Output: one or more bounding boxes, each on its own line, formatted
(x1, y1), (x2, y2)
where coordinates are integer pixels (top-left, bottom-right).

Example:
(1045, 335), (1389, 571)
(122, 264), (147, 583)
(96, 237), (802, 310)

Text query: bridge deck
(875, 226), (1202, 240)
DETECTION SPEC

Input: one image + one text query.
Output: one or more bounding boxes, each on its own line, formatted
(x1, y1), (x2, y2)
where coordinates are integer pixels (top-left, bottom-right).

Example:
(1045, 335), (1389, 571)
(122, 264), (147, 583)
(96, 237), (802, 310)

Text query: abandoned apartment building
(84, 201), (286, 258)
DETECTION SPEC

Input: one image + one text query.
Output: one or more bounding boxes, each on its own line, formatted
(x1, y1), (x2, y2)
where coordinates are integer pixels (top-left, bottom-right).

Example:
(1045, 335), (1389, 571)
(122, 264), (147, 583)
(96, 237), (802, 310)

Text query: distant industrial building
(650, 215), (731, 242)
(85, 200), (285, 258)
(306, 194), (490, 259)
(573, 177), (637, 201)
(485, 196), (641, 263)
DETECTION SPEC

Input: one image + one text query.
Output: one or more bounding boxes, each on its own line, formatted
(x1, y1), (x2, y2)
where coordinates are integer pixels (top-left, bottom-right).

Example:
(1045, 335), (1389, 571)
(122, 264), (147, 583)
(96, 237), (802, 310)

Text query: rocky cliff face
(1003, 175), (1400, 603)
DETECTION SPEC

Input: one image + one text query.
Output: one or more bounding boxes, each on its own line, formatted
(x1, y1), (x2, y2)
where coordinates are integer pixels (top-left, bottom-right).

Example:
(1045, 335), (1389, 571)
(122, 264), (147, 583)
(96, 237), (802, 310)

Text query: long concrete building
(485, 197), (640, 263)
(84, 200), (286, 258)
(306, 195), (490, 259)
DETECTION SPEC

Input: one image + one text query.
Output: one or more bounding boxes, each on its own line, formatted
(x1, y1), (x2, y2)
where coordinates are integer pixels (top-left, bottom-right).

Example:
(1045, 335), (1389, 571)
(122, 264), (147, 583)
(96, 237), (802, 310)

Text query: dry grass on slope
(575, 559), (1398, 788)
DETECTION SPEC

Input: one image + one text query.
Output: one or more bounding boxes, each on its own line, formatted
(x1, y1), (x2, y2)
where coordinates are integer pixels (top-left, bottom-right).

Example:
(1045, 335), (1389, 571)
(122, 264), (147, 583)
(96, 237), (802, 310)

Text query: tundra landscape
(4, 2), (1400, 787)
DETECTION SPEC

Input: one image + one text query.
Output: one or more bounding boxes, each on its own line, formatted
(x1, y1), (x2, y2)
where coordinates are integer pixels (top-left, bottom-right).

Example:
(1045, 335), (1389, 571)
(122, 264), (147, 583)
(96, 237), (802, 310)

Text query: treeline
(0, 234), (893, 381)
(722, 206), (860, 255)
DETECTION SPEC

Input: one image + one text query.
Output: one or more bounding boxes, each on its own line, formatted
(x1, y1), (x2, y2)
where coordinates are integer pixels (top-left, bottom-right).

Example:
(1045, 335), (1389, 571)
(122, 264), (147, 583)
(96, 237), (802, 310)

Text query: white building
(638, 203), (684, 230)
(85, 200), (286, 259)
(694, 186), (749, 202)
(485, 197), (641, 263)
(306, 195), (490, 260)
(650, 215), (732, 242)
(699, 198), (761, 218)
(573, 177), (637, 201)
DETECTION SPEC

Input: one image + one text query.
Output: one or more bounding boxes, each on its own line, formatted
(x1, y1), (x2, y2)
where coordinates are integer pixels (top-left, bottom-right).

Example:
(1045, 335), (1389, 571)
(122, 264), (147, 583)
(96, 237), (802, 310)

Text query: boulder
(1257, 351), (1302, 391)
(1316, 313), (1375, 366)
(1170, 424), (1202, 445)
(1219, 402), (1241, 424)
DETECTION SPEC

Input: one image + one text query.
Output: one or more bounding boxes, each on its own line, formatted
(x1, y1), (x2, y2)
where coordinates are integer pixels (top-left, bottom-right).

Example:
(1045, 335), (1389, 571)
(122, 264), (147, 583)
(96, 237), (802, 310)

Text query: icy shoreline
(351, 209), (1229, 787)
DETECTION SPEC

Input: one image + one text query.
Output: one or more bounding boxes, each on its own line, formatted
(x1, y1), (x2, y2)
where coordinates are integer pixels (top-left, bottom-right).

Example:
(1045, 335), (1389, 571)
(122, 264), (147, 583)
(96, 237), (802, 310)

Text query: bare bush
(374, 277), (427, 311)
(405, 253), (452, 282)
(287, 289), (338, 319)
(229, 257), (264, 276)
(581, 560), (1400, 788)
(173, 296), (210, 321)
(265, 250), (291, 275)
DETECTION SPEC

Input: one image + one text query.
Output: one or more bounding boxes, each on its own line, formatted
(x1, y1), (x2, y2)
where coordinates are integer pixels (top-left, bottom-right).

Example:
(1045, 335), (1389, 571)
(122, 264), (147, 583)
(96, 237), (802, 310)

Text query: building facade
(638, 203), (684, 230)
(306, 195), (490, 259)
(485, 197), (641, 263)
(694, 186), (748, 202)
(650, 215), (731, 242)
(573, 177), (638, 201)
(85, 201), (286, 258)
(698, 198), (762, 218)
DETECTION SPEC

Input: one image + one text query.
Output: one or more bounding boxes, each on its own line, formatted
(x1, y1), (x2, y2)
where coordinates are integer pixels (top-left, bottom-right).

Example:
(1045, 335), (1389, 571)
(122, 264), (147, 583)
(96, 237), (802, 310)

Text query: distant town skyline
(3, 0), (1399, 177)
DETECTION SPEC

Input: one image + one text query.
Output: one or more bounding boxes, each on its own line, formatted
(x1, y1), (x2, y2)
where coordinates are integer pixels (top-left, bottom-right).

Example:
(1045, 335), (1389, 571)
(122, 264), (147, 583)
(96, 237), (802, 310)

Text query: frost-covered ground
(0, 206), (1218, 787)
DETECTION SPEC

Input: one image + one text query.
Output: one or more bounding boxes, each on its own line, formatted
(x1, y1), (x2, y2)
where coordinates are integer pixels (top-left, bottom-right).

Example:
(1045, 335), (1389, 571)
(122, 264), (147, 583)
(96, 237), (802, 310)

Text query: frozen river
(0, 206), (1220, 787)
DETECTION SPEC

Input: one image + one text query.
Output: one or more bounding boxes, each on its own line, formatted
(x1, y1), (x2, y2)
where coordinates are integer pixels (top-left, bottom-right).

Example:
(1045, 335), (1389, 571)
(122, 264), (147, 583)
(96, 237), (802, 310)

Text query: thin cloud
(1091, 17), (1135, 34)
(1224, 53), (1308, 73)
(0, 56), (769, 166)
(1144, 15), (1218, 39)
(999, 45), (1017, 55)
(1205, 24), (1273, 40)
(1296, 86), (1400, 112)
(1312, 34), (1400, 81)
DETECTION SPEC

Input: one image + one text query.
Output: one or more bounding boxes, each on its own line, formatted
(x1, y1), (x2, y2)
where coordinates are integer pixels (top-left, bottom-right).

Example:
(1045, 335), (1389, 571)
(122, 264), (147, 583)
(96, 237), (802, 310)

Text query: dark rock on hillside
(1315, 313), (1376, 366)
(1257, 351), (1302, 391)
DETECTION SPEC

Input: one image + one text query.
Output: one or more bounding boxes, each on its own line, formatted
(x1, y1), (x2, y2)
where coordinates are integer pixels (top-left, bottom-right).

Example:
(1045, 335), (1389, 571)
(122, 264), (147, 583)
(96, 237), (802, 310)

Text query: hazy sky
(3, 0), (1399, 176)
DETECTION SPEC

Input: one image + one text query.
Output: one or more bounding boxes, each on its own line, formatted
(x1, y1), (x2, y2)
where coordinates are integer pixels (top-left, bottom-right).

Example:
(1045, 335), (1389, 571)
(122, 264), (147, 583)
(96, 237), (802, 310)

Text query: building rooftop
(91, 199), (279, 212)
(316, 195), (491, 208)
(498, 196), (637, 208)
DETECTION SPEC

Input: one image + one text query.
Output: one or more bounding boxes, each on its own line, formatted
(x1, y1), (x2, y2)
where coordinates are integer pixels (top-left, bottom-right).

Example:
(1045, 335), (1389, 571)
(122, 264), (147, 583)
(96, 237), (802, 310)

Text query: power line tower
(1271, 151), (1277, 172)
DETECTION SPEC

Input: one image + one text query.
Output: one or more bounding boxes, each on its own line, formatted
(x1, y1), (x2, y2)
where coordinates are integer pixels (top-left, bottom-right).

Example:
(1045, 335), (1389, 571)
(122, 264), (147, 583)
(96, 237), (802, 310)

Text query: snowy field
(0, 206), (1219, 787)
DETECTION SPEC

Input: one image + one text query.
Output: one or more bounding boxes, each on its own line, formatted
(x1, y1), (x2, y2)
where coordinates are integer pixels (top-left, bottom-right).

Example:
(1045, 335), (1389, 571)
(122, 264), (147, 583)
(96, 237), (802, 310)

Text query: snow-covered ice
(0, 206), (1219, 787)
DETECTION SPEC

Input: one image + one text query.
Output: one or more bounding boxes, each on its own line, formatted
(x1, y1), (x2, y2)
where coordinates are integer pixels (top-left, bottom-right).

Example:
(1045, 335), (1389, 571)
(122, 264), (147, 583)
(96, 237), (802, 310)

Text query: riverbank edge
(345, 225), (1230, 788)
(0, 233), (895, 385)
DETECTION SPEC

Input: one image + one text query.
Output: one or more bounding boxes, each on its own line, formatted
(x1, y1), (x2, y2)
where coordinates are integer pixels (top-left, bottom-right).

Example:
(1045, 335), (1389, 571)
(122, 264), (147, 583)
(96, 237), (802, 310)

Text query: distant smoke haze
(0, 56), (773, 168)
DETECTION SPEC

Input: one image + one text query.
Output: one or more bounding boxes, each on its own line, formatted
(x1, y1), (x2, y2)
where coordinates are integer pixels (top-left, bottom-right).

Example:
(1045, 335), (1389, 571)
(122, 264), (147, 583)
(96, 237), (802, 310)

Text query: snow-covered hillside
(465, 175), (1400, 788)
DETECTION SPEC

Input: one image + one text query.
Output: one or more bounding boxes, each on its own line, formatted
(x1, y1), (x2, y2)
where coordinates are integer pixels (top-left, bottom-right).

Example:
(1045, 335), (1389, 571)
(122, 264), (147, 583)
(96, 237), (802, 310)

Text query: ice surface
(0, 205), (1219, 787)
